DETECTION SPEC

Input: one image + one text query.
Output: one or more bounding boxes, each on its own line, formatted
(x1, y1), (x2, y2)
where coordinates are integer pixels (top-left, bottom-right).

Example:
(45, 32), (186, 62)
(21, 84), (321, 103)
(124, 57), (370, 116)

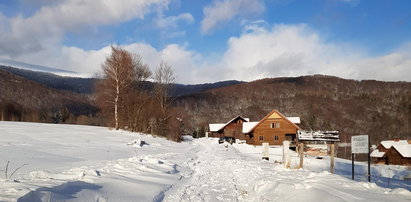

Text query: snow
(209, 116), (248, 132)
(209, 124), (225, 132)
(242, 122), (259, 133)
(381, 140), (409, 149)
(1, 121), (410, 201)
(370, 150), (385, 158)
(286, 116), (301, 124)
(0, 58), (89, 78)
(393, 145), (411, 158)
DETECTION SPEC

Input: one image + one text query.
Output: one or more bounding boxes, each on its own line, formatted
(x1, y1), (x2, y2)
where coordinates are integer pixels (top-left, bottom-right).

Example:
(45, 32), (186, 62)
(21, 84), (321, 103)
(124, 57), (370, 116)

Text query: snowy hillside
(0, 58), (87, 78)
(0, 122), (410, 201)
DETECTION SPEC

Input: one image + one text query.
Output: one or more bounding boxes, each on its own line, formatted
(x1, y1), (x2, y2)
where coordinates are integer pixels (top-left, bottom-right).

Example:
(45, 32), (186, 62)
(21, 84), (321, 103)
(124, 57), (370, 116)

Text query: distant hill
(172, 80), (244, 97)
(0, 65), (243, 96)
(0, 58), (82, 77)
(0, 69), (98, 123)
(173, 75), (411, 150)
(0, 65), (96, 94)
(0, 65), (243, 125)
(139, 80), (244, 97)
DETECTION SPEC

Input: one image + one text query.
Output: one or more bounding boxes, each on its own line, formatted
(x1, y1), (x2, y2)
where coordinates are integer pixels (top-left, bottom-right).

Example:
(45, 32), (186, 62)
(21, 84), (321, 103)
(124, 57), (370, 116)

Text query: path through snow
(163, 139), (411, 202)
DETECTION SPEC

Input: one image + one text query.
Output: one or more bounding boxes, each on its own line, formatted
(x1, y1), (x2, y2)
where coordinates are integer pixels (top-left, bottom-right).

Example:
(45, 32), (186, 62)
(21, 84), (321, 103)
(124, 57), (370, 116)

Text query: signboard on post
(351, 134), (371, 182)
(297, 130), (339, 173)
(351, 135), (368, 154)
(297, 130), (339, 142)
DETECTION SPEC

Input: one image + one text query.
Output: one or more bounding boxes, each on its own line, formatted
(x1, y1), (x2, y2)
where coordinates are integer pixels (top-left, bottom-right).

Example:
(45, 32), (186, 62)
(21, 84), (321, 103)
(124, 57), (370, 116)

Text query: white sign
(351, 135), (369, 154)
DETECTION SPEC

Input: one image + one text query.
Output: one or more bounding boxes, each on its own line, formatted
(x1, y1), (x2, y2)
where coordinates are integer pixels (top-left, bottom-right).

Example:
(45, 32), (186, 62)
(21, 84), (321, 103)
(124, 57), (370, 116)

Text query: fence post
(352, 153), (355, 180)
(330, 143), (335, 174)
(283, 141), (290, 168)
(299, 142), (304, 169)
(262, 142), (269, 160)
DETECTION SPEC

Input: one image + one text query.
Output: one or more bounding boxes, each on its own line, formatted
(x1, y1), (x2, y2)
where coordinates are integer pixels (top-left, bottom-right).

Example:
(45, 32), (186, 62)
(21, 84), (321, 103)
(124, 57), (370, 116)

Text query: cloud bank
(0, 0), (169, 56)
(0, 1), (410, 84)
(201, 0), (265, 34)
(206, 23), (411, 83)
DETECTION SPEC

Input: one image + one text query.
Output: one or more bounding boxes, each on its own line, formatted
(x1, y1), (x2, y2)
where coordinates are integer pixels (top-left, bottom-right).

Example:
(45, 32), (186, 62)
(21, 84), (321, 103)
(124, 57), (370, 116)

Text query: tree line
(95, 46), (183, 142)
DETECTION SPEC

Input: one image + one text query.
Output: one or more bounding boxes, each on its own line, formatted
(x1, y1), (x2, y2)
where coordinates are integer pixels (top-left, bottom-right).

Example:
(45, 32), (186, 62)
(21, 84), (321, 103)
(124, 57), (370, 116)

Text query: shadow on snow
(17, 181), (102, 202)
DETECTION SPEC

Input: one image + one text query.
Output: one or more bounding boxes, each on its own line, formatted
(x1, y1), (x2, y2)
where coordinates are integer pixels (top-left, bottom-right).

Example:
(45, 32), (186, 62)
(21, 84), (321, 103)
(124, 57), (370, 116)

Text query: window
(259, 136), (264, 141)
(270, 122), (280, 128)
(274, 135), (279, 141)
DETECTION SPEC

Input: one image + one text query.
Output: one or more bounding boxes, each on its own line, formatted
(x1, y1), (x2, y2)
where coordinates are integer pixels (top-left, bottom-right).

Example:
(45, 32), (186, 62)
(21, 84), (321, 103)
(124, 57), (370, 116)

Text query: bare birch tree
(95, 46), (150, 130)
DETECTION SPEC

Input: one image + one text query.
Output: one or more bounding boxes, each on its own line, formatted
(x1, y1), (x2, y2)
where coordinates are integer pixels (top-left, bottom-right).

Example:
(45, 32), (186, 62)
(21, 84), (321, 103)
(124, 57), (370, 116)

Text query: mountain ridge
(0, 65), (244, 96)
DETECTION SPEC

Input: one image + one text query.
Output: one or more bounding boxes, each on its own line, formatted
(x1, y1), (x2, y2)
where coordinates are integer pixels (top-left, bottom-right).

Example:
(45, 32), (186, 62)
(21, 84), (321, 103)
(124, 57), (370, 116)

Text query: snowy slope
(0, 58), (87, 78)
(0, 121), (410, 201)
(0, 122), (197, 201)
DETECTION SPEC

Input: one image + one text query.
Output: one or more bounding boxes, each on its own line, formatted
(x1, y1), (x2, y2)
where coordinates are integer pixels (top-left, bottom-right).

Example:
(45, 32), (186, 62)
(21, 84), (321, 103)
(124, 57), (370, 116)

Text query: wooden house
(209, 116), (249, 140)
(242, 110), (301, 145)
(371, 139), (411, 166)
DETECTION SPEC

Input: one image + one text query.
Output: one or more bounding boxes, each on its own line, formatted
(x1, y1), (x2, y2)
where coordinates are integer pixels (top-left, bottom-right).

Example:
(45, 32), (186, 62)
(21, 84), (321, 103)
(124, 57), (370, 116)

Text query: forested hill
(0, 65), (96, 94)
(0, 69), (97, 123)
(173, 75), (411, 145)
(0, 65), (243, 96)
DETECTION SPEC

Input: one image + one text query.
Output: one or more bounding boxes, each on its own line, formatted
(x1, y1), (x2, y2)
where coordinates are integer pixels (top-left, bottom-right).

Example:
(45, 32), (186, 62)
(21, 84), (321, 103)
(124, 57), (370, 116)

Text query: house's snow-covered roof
(370, 150), (385, 158)
(243, 122), (259, 133)
(209, 116), (249, 132)
(209, 124), (225, 132)
(286, 117), (301, 124)
(392, 145), (411, 158)
(224, 116), (248, 126)
(381, 140), (408, 149)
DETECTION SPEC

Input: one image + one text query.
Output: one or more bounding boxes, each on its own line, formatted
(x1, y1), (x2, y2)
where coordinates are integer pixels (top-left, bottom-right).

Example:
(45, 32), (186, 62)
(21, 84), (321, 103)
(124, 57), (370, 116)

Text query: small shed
(370, 139), (411, 166)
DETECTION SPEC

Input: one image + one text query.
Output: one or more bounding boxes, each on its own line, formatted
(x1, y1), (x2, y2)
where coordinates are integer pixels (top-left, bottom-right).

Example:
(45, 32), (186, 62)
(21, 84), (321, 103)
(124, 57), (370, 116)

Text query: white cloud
(353, 48), (411, 81)
(1, 15), (410, 83)
(0, 0), (169, 56)
(154, 12), (194, 39)
(208, 23), (411, 82)
(1, 42), (200, 83)
(124, 42), (201, 82)
(156, 13), (194, 29)
(201, 0), (265, 34)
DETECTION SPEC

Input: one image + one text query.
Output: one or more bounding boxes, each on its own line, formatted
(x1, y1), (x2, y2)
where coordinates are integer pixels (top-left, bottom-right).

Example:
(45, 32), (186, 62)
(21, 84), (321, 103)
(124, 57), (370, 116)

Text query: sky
(0, 0), (410, 84)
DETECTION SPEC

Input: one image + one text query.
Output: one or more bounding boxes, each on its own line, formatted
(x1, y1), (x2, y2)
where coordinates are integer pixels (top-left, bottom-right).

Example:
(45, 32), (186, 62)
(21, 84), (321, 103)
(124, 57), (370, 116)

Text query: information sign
(351, 135), (369, 154)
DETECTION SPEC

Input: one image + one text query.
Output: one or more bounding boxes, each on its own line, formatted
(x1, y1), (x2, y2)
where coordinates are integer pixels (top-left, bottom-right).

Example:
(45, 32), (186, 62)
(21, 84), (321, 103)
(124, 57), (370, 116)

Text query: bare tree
(152, 61), (176, 138)
(95, 46), (150, 130)
(153, 61), (176, 114)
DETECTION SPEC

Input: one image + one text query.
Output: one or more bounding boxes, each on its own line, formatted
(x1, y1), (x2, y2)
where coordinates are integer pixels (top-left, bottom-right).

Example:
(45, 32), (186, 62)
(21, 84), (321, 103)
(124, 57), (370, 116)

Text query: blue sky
(0, 0), (410, 83)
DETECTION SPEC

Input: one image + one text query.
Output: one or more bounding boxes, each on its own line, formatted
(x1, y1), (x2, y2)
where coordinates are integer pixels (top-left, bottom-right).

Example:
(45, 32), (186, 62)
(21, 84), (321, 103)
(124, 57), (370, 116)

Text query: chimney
(393, 138), (400, 142)
(407, 140), (411, 144)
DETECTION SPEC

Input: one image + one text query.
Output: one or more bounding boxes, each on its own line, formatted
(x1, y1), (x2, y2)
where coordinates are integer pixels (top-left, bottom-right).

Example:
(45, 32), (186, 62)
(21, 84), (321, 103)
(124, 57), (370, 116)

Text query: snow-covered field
(0, 122), (410, 201)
